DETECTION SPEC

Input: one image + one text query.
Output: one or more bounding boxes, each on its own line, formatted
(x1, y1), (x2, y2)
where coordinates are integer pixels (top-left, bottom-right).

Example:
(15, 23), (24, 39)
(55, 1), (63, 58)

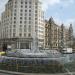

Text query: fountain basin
(6, 49), (49, 58)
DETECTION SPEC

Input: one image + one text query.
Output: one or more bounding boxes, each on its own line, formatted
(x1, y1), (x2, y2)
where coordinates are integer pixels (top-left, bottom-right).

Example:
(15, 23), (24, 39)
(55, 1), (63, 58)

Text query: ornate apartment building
(45, 17), (73, 50)
(0, 0), (45, 49)
(68, 24), (73, 47)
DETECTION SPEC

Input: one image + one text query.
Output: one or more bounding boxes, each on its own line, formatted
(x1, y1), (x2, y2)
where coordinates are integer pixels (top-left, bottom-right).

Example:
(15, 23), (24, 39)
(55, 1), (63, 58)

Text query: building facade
(45, 17), (73, 50)
(0, 0), (45, 49)
(45, 17), (59, 50)
(0, 22), (1, 37)
(68, 24), (73, 47)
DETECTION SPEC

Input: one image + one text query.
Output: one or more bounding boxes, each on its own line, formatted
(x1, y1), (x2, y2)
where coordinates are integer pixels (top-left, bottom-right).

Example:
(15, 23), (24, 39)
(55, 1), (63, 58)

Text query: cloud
(40, 0), (60, 11)
(54, 17), (75, 26)
(0, 0), (74, 13)
(0, 0), (8, 19)
(65, 18), (75, 33)
(52, 17), (62, 25)
(65, 18), (75, 25)
(61, 0), (74, 8)
(40, 0), (74, 11)
(53, 17), (75, 35)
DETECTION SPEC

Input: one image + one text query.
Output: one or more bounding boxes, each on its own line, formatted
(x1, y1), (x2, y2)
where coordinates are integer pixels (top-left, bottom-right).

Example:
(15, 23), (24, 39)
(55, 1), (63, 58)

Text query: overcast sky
(0, 0), (75, 32)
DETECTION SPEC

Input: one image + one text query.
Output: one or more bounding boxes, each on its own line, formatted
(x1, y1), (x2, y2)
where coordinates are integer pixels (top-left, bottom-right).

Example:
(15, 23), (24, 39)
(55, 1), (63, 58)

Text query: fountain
(0, 30), (66, 73)
(6, 26), (48, 58)
(0, 27), (65, 67)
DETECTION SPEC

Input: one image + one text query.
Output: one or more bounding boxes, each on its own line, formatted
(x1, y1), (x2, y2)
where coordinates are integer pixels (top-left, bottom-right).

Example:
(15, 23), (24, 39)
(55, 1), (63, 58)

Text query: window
(15, 1), (17, 4)
(29, 10), (31, 12)
(29, 2), (31, 4)
(25, 2), (27, 4)
(13, 25), (16, 27)
(25, 13), (27, 16)
(20, 9), (23, 12)
(24, 29), (26, 32)
(20, 13), (23, 16)
(24, 25), (26, 27)
(24, 25), (26, 32)
(35, 10), (37, 13)
(19, 33), (22, 37)
(35, 3), (37, 5)
(29, 6), (31, 8)
(21, 5), (23, 8)
(20, 28), (22, 32)
(14, 21), (16, 24)
(25, 10), (27, 12)
(29, 21), (31, 24)
(24, 21), (27, 24)
(35, 6), (37, 9)
(28, 33), (31, 37)
(29, 17), (31, 20)
(35, 21), (37, 24)
(14, 17), (16, 20)
(20, 17), (22, 19)
(14, 13), (16, 16)
(35, 18), (37, 20)
(13, 33), (16, 37)
(20, 21), (22, 23)
(14, 5), (17, 8)
(29, 25), (31, 32)
(25, 6), (27, 8)
(13, 29), (16, 32)
(20, 25), (22, 27)
(21, 2), (23, 4)
(35, 14), (37, 16)
(14, 9), (16, 12)
(25, 17), (27, 20)
(29, 14), (31, 16)
(24, 33), (26, 37)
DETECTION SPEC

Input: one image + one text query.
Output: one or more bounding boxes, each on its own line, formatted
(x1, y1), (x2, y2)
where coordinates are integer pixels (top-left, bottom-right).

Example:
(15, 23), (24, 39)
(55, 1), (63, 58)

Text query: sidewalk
(0, 70), (74, 75)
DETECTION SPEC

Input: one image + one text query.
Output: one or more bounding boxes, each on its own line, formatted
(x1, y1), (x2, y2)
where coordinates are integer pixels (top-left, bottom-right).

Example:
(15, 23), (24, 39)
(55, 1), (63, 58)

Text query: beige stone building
(45, 17), (59, 50)
(45, 17), (73, 50)
(0, 0), (45, 50)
